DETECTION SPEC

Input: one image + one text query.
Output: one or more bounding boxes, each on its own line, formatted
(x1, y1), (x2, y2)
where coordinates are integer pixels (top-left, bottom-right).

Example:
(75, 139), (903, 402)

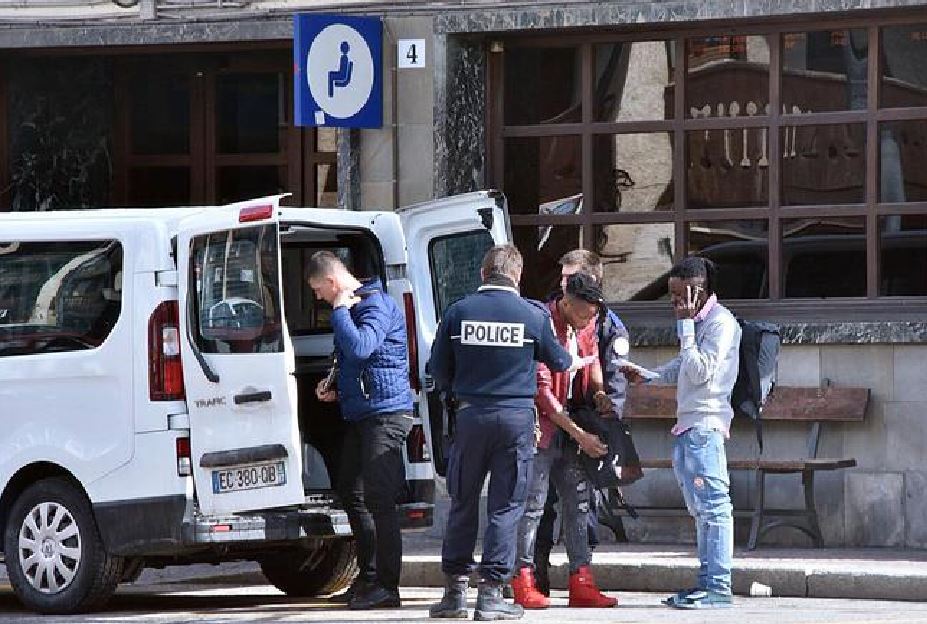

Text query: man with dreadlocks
(623, 256), (741, 610)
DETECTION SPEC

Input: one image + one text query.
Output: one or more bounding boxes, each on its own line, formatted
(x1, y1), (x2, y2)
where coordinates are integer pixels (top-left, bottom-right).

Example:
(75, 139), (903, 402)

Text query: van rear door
(399, 191), (510, 474)
(177, 200), (304, 515)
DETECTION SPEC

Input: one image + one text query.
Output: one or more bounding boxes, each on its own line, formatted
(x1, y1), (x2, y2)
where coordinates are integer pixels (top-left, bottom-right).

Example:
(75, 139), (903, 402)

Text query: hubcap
(18, 502), (81, 594)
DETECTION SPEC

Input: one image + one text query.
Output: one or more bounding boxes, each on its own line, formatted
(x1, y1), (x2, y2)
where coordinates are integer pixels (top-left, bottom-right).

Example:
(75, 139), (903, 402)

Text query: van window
(281, 245), (354, 334)
(190, 224), (284, 354)
(0, 240), (123, 356)
(429, 230), (495, 318)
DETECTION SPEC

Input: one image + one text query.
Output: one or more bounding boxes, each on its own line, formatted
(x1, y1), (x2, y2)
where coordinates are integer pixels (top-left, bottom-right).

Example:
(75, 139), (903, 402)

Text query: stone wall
(623, 341), (927, 548)
(355, 16), (436, 211)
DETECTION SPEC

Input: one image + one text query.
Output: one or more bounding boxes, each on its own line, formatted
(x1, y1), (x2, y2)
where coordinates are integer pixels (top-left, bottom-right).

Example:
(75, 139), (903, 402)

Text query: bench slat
(625, 385), (869, 422)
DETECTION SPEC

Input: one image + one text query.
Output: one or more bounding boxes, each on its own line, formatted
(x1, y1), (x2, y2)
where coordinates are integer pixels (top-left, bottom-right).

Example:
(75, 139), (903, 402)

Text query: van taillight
(176, 436), (192, 476)
(149, 300), (185, 401)
(406, 424), (429, 463)
(403, 292), (421, 392)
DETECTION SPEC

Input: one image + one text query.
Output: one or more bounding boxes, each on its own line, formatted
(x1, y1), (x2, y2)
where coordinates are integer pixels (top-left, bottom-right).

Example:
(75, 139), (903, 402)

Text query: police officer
(428, 244), (589, 621)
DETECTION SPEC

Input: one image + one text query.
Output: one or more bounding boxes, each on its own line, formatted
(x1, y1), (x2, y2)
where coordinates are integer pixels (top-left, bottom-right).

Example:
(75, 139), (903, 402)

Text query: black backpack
(730, 319), (780, 453)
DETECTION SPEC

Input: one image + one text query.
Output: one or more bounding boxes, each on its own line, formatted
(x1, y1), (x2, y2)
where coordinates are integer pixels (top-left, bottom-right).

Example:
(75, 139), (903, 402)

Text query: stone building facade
(1, 0), (926, 548)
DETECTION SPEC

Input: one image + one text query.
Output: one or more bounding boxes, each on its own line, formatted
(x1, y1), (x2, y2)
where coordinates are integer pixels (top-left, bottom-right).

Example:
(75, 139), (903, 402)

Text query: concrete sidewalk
(125, 536), (927, 602)
(401, 538), (927, 602)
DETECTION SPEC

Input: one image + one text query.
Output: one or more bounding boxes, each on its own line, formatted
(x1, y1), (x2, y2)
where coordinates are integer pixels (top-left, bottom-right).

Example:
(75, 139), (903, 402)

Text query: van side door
(399, 191), (510, 474)
(177, 200), (304, 515)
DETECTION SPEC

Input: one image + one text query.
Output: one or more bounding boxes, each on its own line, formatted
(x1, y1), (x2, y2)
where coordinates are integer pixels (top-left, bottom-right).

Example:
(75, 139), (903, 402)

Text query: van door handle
(234, 390), (272, 405)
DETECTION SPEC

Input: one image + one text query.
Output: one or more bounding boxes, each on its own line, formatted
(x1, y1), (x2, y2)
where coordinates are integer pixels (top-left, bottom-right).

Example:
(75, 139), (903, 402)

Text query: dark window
(190, 225), (283, 354)
(504, 136), (582, 216)
(128, 167), (191, 208)
(594, 133), (674, 213)
(491, 19), (927, 312)
(217, 166), (287, 206)
(689, 220), (769, 299)
(112, 51), (336, 208)
(130, 68), (190, 156)
(783, 217), (866, 297)
(880, 215), (927, 296)
(428, 230), (495, 317)
(881, 24), (927, 109)
(0, 240), (123, 356)
(217, 73), (283, 154)
(879, 119), (927, 203)
(280, 244), (355, 334)
(781, 123), (866, 206)
(686, 129), (769, 208)
(504, 46), (581, 126)
(782, 29), (869, 113)
(512, 225), (582, 300)
(594, 41), (675, 122)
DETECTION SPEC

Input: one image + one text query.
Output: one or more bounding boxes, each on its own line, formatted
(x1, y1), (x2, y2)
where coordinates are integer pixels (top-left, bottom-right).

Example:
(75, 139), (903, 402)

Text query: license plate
(212, 461), (286, 494)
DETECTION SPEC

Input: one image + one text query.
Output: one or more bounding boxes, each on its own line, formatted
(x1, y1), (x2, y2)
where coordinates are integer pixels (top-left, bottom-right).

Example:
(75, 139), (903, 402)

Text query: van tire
(3, 477), (123, 614)
(259, 538), (358, 597)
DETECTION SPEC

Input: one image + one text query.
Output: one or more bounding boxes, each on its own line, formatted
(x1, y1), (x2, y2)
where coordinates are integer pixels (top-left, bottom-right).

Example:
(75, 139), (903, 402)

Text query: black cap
(565, 272), (604, 306)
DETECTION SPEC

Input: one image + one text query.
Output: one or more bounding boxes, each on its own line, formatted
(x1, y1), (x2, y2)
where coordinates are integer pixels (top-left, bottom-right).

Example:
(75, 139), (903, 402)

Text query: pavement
(88, 535), (927, 603)
(4, 587), (927, 623)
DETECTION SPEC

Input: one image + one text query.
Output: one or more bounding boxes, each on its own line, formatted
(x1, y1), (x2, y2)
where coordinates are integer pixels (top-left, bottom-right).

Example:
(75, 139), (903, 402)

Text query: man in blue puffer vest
(308, 250), (413, 610)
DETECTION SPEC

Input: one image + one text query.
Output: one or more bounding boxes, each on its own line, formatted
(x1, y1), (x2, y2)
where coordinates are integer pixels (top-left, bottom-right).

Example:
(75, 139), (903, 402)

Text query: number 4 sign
(398, 39), (426, 69)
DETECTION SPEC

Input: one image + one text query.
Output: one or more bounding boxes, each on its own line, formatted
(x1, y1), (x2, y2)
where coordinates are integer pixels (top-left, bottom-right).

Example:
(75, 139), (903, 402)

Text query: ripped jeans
(515, 441), (591, 574)
(672, 425), (734, 595)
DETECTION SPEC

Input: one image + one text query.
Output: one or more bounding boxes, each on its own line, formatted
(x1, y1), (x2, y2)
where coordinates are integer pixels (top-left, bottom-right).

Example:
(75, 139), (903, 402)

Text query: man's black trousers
(337, 411), (412, 592)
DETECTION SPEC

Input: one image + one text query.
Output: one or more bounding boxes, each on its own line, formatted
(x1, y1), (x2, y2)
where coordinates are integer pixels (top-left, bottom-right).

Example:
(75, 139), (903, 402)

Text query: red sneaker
(510, 566), (550, 609)
(568, 565), (618, 608)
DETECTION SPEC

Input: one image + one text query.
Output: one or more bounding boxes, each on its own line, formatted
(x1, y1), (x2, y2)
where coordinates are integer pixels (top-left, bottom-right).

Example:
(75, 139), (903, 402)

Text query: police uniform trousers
(441, 404), (535, 583)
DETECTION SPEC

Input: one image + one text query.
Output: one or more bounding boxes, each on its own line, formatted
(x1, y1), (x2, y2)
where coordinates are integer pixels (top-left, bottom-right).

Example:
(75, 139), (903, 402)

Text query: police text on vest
(460, 321), (526, 347)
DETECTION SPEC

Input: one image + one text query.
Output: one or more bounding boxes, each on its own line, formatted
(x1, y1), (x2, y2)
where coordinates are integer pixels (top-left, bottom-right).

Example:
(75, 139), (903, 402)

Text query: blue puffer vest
(330, 278), (413, 422)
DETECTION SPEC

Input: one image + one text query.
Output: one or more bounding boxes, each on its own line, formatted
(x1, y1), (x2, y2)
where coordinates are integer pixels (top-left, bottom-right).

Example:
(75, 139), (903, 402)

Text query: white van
(0, 191), (509, 614)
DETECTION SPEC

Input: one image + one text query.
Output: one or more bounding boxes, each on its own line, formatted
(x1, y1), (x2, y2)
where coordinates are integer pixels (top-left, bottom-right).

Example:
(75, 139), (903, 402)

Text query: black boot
(534, 549), (551, 597)
(429, 574), (469, 619)
(474, 580), (524, 621)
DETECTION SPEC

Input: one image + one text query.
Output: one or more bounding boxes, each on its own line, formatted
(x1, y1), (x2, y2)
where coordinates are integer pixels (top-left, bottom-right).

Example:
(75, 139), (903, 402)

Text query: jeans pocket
(686, 426), (714, 449)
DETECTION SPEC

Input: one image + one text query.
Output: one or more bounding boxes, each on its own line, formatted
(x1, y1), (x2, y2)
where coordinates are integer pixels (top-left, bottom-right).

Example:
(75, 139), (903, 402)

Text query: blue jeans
(672, 426), (733, 595)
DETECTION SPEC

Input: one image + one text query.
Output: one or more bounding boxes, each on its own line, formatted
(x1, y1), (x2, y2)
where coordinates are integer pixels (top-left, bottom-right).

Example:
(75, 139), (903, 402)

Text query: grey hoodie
(654, 301), (742, 434)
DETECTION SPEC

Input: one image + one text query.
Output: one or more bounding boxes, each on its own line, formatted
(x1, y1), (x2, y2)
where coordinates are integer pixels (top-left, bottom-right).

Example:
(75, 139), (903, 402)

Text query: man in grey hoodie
(623, 256), (741, 609)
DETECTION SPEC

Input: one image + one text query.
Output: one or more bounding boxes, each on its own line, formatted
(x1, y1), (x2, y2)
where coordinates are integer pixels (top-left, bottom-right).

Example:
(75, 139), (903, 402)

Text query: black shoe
(474, 580), (524, 621)
(349, 584), (401, 610)
(429, 574), (469, 619)
(331, 578), (370, 603)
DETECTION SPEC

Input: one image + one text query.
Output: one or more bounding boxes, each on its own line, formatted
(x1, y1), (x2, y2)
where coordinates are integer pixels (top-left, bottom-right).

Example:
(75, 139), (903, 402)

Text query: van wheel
(3, 477), (123, 614)
(259, 538), (357, 597)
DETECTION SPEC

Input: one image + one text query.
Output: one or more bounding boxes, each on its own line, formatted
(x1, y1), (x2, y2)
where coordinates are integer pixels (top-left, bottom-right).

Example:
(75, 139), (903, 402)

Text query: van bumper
(187, 505), (352, 544)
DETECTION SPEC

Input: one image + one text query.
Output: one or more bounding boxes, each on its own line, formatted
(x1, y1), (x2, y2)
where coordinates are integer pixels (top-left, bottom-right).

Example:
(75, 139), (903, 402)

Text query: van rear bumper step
(188, 507), (351, 543)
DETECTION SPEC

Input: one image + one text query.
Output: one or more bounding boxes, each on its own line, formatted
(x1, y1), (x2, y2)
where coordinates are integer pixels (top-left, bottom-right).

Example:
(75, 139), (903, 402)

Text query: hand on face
(669, 278), (706, 320)
(332, 288), (361, 309)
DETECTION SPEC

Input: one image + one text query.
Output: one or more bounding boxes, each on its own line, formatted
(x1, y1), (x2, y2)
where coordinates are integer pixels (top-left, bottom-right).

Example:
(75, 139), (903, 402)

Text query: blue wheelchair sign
(294, 14), (382, 128)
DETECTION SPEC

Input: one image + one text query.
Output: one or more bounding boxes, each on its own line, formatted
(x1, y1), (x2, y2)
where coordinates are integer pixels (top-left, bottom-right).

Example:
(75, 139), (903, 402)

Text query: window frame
(487, 13), (927, 322)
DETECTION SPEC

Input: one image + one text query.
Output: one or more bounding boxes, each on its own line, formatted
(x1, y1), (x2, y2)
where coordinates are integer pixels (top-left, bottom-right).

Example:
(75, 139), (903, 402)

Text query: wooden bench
(622, 383), (869, 549)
